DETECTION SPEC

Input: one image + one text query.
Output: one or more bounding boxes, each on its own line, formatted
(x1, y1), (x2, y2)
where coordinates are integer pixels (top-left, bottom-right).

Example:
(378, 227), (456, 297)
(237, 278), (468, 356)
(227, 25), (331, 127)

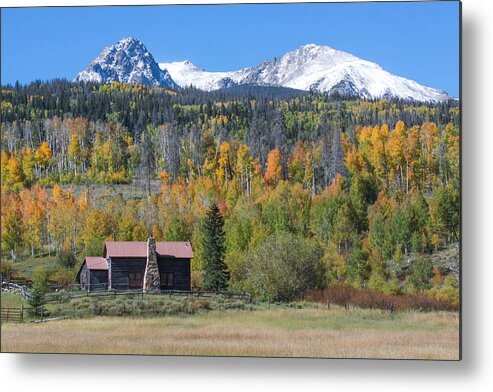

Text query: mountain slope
(74, 37), (178, 89)
(159, 61), (253, 91)
(160, 44), (450, 102)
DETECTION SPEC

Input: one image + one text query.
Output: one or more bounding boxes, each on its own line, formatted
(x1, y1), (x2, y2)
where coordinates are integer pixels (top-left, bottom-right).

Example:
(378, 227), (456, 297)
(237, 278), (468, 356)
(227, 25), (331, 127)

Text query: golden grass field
(1, 307), (460, 359)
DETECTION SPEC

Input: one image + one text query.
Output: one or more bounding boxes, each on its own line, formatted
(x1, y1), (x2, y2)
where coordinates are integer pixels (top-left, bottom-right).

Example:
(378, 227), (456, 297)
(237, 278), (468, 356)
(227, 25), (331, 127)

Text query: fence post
(21, 305), (24, 323)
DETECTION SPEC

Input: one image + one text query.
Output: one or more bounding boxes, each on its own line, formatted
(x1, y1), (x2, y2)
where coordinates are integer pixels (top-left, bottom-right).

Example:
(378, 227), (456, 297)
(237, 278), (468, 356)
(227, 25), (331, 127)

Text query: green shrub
(90, 300), (104, 316)
(51, 269), (74, 288)
(409, 258), (433, 291)
(191, 300), (210, 312)
(245, 232), (324, 302)
(57, 248), (77, 269)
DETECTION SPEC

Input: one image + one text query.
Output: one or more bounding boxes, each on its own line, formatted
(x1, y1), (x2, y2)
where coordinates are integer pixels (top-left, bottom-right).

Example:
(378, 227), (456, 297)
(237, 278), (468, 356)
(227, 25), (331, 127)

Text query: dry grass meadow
(1, 307), (460, 359)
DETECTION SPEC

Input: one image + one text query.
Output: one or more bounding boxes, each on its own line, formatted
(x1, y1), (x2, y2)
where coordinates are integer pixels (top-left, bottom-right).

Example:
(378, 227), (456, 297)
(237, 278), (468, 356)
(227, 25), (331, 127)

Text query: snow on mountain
(160, 44), (450, 102)
(74, 38), (450, 102)
(158, 61), (252, 91)
(74, 37), (178, 89)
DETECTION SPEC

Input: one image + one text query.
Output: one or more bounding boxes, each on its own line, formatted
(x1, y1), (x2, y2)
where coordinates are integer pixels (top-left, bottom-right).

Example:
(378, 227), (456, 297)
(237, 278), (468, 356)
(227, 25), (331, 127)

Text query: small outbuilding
(77, 256), (109, 291)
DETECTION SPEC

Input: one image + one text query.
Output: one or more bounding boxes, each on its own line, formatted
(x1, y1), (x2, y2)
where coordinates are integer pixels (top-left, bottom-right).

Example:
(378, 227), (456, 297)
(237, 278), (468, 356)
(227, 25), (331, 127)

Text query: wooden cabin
(77, 237), (193, 292)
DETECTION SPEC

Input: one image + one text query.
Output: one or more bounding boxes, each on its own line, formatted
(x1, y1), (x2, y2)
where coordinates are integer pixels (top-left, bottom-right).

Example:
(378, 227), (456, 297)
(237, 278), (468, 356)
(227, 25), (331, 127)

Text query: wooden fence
(43, 289), (252, 304)
(1, 307), (24, 323)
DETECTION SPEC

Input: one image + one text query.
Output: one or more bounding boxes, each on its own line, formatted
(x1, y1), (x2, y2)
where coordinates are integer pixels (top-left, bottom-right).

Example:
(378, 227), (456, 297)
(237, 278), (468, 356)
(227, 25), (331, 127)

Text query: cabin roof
(85, 256), (109, 270)
(103, 241), (193, 259)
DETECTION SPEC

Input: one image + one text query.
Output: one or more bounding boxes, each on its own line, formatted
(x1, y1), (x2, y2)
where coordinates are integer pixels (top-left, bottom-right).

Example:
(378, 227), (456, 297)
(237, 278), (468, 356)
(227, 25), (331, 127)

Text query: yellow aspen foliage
(35, 141), (52, 168)
(323, 240), (348, 284)
(432, 265), (443, 287)
(151, 224), (162, 240)
(78, 190), (90, 212)
(344, 145), (366, 175)
(52, 184), (63, 202)
(202, 157), (217, 179)
(132, 222), (149, 241)
(216, 141), (232, 184)
(69, 134), (81, 172)
(264, 148), (282, 186)
(82, 209), (117, 245)
(386, 120), (407, 191)
(169, 177), (190, 211)
(235, 143), (255, 194)
(340, 131), (350, 154)
(1, 192), (25, 259)
(370, 124), (390, 186)
(235, 144), (251, 174)
(327, 173), (345, 195)
(421, 122), (439, 189)
(6, 154), (25, 191)
(187, 159), (196, 179)
(287, 141), (306, 183)
(356, 125), (373, 158)
(252, 157), (261, 177)
(22, 148), (35, 181)
(20, 185), (48, 255)
(444, 123), (460, 182)
(367, 247), (387, 291)
(1, 150), (9, 182)
(405, 125), (422, 190)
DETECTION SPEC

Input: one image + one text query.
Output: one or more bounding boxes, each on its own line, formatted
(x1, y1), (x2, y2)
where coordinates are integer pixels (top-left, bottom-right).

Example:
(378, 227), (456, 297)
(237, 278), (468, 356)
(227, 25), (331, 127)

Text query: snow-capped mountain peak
(74, 37), (178, 89)
(160, 43), (450, 102)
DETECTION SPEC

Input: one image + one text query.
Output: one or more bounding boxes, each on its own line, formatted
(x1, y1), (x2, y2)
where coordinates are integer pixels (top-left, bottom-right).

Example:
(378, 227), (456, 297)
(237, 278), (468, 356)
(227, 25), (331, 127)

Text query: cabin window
(128, 272), (143, 288)
(161, 272), (174, 289)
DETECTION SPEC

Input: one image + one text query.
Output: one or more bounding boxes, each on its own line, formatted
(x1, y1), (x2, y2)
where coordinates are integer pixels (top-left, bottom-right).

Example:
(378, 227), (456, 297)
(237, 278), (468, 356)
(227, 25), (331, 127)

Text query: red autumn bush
(306, 284), (458, 312)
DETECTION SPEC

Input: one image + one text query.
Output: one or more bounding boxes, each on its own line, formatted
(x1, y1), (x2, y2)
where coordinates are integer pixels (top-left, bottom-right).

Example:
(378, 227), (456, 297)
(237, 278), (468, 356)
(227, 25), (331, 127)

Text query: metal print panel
(0, 0), (461, 360)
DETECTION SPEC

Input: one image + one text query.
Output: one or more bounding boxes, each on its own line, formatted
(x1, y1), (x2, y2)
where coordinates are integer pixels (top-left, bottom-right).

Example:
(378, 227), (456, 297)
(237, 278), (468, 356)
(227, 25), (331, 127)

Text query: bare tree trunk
(406, 161), (409, 193)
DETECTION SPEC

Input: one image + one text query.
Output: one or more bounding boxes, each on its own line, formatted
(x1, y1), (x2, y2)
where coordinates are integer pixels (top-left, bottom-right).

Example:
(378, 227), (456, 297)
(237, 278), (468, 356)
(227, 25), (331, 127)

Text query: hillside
(1, 79), (460, 303)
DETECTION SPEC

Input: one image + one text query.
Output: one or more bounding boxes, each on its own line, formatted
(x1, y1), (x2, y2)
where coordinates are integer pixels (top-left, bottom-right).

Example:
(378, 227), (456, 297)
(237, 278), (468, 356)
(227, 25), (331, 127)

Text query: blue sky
(1, 1), (460, 96)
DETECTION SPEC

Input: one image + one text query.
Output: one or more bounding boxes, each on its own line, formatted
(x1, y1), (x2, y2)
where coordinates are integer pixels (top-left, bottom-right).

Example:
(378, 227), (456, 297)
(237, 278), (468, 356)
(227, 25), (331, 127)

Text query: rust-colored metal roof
(85, 256), (108, 270)
(104, 241), (193, 259)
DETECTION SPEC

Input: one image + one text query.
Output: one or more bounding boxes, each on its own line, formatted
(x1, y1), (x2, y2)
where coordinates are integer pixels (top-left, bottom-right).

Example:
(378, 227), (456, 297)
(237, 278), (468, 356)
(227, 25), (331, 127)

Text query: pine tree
(28, 271), (48, 317)
(202, 203), (229, 292)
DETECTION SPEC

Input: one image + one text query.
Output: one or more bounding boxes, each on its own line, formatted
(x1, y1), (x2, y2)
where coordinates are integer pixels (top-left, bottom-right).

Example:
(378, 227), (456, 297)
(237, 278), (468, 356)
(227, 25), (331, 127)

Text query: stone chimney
(143, 236), (160, 293)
